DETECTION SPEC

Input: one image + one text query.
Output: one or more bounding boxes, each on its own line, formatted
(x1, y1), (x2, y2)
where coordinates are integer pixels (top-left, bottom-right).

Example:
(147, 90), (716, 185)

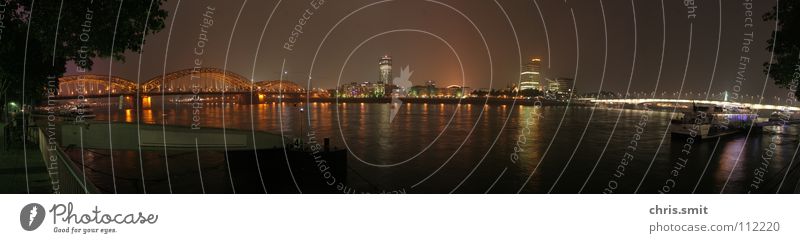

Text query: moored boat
(670, 103), (756, 139)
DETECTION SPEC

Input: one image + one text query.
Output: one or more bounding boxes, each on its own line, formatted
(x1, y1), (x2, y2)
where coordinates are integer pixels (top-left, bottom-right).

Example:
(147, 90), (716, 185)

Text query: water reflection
(75, 101), (800, 193)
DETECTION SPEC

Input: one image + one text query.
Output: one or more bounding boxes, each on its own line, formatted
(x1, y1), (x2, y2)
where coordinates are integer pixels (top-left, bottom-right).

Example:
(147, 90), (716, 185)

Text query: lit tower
(520, 58), (542, 90)
(378, 55), (392, 85)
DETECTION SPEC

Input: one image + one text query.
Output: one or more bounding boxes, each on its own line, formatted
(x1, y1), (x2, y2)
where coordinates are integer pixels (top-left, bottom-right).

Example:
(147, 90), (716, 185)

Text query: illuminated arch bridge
(56, 68), (307, 98)
(57, 74), (139, 96)
(254, 80), (303, 93)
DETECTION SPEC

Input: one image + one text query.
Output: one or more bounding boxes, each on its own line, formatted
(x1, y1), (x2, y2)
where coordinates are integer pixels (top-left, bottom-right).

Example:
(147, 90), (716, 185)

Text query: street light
(298, 105), (305, 147)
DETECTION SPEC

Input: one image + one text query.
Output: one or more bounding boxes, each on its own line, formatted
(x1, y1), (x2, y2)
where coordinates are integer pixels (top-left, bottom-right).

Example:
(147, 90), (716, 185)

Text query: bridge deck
(590, 98), (800, 111)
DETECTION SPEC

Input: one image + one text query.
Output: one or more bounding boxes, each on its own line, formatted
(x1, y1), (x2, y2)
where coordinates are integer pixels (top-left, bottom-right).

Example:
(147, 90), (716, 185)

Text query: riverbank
(269, 97), (583, 106)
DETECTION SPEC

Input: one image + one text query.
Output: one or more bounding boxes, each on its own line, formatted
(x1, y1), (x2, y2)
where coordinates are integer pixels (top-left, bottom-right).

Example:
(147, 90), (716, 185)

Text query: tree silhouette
(0, 0), (168, 106)
(764, 0), (800, 97)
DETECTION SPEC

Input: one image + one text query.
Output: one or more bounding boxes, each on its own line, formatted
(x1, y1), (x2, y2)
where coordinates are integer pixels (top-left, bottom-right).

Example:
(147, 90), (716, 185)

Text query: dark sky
(71, 0), (787, 98)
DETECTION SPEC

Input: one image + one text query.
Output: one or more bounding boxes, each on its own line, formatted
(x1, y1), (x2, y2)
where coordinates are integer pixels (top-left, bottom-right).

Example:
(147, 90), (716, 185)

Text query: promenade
(0, 123), (51, 193)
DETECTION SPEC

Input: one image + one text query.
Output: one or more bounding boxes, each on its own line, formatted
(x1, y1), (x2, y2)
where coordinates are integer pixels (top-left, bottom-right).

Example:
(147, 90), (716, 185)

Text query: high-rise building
(378, 55), (392, 85)
(520, 58), (542, 90)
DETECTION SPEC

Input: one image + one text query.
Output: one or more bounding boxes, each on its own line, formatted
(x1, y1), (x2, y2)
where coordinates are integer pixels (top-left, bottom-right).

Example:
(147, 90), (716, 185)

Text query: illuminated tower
(378, 55), (392, 85)
(520, 58), (542, 90)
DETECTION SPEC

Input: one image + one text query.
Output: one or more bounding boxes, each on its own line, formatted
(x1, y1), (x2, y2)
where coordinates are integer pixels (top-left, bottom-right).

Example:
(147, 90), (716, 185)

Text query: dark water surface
(81, 100), (800, 193)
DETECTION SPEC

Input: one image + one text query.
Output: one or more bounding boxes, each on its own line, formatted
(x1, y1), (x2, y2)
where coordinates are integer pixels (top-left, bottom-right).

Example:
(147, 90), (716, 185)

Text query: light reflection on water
(84, 101), (800, 193)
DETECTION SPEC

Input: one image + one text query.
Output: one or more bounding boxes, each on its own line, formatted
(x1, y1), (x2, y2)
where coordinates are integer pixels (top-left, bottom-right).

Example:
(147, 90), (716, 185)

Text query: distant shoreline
(274, 97), (582, 106)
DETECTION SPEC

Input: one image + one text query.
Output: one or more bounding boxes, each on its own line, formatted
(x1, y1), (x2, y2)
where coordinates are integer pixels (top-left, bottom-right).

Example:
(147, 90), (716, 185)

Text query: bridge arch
(141, 67), (253, 93)
(254, 80), (304, 93)
(58, 74), (138, 97)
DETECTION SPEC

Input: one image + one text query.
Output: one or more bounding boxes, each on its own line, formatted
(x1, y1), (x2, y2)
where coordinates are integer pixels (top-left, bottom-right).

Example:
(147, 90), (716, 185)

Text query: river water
(79, 100), (800, 194)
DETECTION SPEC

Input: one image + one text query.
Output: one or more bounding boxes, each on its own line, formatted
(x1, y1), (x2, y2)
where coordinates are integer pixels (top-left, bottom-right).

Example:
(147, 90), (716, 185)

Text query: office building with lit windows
(378, 55), (392, 85)
(547, 77), (574, 94)
(520, 58), (542, 90)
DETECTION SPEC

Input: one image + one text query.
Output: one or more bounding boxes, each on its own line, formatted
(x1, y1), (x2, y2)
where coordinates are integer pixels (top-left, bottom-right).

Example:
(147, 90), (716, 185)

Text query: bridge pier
(236, 93), (262, 105)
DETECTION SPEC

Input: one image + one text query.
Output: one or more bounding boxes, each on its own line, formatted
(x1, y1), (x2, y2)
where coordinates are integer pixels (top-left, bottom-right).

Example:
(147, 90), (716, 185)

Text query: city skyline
(66, 0), (789, 99)
(2, 2), (800, 241)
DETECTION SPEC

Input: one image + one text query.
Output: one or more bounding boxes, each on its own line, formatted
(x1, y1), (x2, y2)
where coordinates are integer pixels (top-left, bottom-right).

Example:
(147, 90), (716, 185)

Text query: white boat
(670, 104), (756, 139)
(52, 104), (96, 120)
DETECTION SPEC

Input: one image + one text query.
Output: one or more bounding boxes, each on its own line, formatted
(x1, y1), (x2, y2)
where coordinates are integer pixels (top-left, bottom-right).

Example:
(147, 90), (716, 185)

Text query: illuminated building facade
(520, 58), (542, 90)
(547, 77), (574, 93)
(378, 55), (392, 85)
(337, 82), (386, 98)
(406, 83), (471, 98)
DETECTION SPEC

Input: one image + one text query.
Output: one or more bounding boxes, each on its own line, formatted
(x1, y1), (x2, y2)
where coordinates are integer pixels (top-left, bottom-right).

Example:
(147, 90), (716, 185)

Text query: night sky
(70, 0), (787, 98)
